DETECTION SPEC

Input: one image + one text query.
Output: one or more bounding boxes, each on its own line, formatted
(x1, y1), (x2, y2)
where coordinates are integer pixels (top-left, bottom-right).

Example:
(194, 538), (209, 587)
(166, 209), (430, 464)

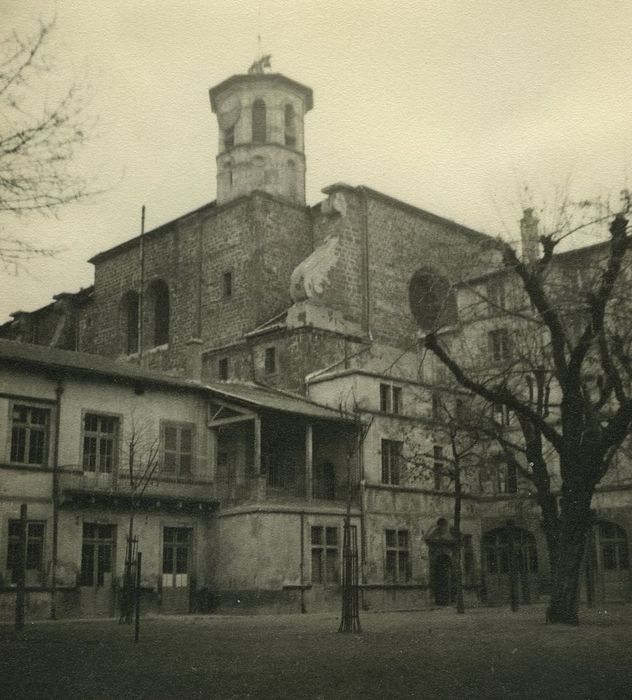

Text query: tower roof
(209, 73), (313, 112)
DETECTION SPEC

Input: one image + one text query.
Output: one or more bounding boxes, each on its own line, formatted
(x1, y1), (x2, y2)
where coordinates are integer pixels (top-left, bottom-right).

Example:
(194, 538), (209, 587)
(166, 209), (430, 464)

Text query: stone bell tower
(209, 57), (313, 206)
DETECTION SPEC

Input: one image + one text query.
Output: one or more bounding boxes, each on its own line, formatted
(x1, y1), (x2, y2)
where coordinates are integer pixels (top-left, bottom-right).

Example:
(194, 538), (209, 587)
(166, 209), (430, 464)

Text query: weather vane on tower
(248, 1), (272, 74)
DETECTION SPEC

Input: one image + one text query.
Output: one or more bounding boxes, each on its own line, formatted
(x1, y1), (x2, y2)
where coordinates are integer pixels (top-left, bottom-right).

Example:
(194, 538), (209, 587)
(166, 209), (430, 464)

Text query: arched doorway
(432, 553), (453, 606)
(585, 520), (630, 603)
(482, 526), (539, 605)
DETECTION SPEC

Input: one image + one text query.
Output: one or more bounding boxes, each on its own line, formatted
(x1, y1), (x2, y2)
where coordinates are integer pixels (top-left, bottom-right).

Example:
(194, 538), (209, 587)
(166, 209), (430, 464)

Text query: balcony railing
(58, 469), (216, 502)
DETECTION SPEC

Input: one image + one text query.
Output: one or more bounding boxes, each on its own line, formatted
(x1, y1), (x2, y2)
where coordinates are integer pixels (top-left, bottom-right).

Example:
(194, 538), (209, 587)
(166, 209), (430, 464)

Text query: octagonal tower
(209, 68), (313, 206)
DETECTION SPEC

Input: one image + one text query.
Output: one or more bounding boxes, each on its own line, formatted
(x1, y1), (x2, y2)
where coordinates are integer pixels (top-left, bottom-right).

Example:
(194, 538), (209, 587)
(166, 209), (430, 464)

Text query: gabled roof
(204, 381), (353, 423)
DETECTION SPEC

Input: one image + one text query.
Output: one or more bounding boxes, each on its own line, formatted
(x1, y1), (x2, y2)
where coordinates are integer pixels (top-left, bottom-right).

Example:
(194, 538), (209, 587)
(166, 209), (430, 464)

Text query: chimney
(520, 208), (539, 263)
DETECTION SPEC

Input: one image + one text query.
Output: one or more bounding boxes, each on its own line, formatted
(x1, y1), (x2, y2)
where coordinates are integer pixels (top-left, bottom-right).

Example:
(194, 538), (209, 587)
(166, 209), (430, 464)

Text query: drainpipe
(300, 511), (306, 613)
(50, 380), (64, 620)
(138, 205), (146, 363)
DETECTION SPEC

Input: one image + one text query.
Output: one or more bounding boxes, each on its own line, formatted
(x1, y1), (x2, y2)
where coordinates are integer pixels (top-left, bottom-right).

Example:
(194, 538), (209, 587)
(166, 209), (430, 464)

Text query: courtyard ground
(1, 604), (630, 699)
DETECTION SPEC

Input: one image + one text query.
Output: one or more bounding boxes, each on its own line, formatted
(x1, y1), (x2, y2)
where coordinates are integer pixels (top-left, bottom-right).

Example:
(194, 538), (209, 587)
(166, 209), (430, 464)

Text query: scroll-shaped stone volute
(290, 235), (340, 303)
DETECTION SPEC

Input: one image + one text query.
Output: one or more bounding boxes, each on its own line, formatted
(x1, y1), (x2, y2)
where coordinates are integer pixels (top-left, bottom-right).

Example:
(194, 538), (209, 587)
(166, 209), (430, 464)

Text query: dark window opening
(489, 328), (511, 362)
(311, 526), (338, 584)
(252, 99), (266, 143)
(10, 404), (50, 466)
(150, 280), (170, 347)
(223, 271), (233, 298)
(381, 439), (402, 485)
(218, 357), (229, 380)
(7, 520), (45, 584)
(264, 347), (276, 374)
(380, 384), (402, 414)
(82, 413), (119, 474)
(385, 529), (411, 582)
(162, 423), (194, 479)
(284, 104), (296, 147)
(80, 523), (115, 587)
(162, 527), (192, 588)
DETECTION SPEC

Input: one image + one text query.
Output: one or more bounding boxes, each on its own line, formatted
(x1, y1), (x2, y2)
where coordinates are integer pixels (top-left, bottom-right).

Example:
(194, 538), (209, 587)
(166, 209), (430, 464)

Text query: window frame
(81, 411), (121, 475)
(160, 421), (195, 480)
(264, 347), (277, 375)
(9, 402), (51, 467)
(379, 383), (402, 414)
(218, 357), (229, 381)
(385, 528), (411, 583)
(488, 328), (511, 362)
(252, 98), (267, 143)
(6, 519), (46, 585)
(310, 525), (339, 585)
(381, 439), (402, 485)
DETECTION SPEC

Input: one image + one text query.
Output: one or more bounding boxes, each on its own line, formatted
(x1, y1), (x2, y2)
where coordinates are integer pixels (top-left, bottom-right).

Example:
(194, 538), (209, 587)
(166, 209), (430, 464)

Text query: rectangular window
(385, 529), (411, 582)
(218, 357), (229, 380)
(311, 525), (339, 584)
(489, 328), (511, 362)
(495, 461), (518, 494)
(6, 520), (45, 585)
(162, 423), (194, 478)
(379, 384), (402, 414)
(162, 527), (192, 588)
(431, 393), (442, 421)
(222, 271), (233, 298)
(10, 404), (50, 466)
(381, 439), (402, 485)
(433, 445), (444, 490)
(80, 523), (115, 587)
(264, 347), (276, 374)
(82, 413), (119, 474)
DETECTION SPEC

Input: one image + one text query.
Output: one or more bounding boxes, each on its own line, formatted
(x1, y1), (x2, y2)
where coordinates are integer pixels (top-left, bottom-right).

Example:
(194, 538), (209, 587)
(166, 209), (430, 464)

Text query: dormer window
(252, 99), (266, 143)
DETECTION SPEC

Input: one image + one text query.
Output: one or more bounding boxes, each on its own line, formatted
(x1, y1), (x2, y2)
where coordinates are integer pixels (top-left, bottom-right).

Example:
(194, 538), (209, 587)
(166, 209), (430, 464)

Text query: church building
(0, 62), (630, 619)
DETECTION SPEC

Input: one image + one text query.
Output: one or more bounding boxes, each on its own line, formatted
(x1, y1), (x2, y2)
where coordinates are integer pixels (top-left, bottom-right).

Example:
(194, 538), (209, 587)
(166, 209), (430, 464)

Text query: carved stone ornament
(289, 235), (340, 303)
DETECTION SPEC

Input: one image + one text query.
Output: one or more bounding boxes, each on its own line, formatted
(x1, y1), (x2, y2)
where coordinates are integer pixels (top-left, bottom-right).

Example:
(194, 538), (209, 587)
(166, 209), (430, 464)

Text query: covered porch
(206, 383), (361, 505)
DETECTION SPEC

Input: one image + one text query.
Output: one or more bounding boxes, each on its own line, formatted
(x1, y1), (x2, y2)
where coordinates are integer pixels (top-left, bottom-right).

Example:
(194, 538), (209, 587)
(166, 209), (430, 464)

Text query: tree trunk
(546, 481), (594, 625)
(452, 445), (464, 614)
(536, 491), (560, 575)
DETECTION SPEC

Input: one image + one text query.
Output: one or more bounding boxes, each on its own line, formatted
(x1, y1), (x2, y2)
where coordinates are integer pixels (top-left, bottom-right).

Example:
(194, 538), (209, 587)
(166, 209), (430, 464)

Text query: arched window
(252, 99), (266, 143)
(482, 527), (538, 575)
(284, 104), (296, 147)
(148, 280), (169, 347)
(408, 267), (458, 331)
(120, 291), (139, 354)
(287, 159), (297, 197)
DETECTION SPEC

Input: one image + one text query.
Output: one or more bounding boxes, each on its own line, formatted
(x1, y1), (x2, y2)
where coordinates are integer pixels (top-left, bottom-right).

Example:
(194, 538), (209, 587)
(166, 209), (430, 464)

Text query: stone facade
(1, 65), (630, 618)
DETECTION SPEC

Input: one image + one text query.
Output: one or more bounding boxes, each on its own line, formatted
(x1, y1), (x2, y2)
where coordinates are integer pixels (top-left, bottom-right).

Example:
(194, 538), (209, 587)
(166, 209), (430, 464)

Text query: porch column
(305, 423), (313, 500)
(254, 416), (261, 473)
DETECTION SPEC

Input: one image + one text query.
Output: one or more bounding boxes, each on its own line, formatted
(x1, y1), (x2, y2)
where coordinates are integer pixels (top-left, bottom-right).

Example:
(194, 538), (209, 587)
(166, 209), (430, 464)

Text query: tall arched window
(224, 160), (234, 189)
(284, 104), (296, 147)
(252, 99), (266, 143)
(120, 291), (139, 354)
(149, 280), (170, 347)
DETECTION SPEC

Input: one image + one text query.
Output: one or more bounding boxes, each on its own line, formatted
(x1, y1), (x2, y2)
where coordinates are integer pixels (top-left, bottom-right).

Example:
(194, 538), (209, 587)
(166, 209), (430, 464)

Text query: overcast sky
(3, 0), (632, 322)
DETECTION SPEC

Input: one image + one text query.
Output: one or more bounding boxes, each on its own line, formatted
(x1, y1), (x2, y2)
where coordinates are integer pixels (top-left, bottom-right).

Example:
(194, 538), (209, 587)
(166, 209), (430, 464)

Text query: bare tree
(403, 392), (488, 614)
(419, 194), (632, 624)
(119, 414), (160, 623)
(0, 18), (96, 271)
